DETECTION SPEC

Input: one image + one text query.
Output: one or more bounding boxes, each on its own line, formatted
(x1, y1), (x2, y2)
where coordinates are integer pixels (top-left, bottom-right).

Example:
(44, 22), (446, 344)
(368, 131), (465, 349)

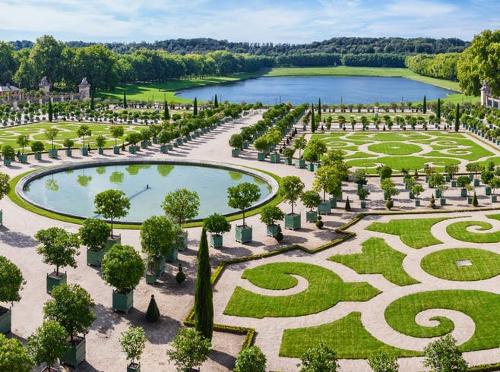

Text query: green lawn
(487, 214), (500, 221)
(99, 72), (258, 103)
(330, 238), (419, 286)
(367, 218), (449, 248)
(446, 221), (500, 243)
(367, 142), (423, 156)
(0, 122), (141, 151)
(385, 290), (500, 352)
(280, 312), (419, 359)
(265, 67), (479, 104)
(421, 248), (500, 281)
(223, 262), (379, 318)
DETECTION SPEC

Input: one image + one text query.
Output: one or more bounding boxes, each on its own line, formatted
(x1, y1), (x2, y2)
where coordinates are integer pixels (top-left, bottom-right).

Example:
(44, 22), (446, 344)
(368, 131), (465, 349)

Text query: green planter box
(66, 148), (72, 157)
(0, 307), (11, 334)
(270, 153), (280, 163)
(415, 199), (421, 207)
(47, 272), (67, 294)
(284, 213), (301, 230)
(491, 195), (497, 203)
(98, 147), (104, 155)
(176, 138), (183, 146)
(235, 225), (252, 243)
(318, 201), (331, 215)
(440, 198), (446, 206)
(34, 152), (42, 160)
(81, 147), (89, 156)
(155, 256), (166, 277)
(257, 152), (266, 161)
(129, 146), (137, 154)
(3, 158), (11, 166)
(160, 144), (168, 154)
(165, 247), (178, 263)
(127, 363), (141, 372)
(140, 140), (148, 149)
(451, 180), (457, 187)
(467, 196), (473, 204)
(409, 192), (415, 199)
(112, 289), (133, 313)
(177, 231), (188, 251)
(232, 148), (240, 157)
(485, 186), (492, 196)
(153, 137), (158, 144)
(243, 141), (249, 149)
(445, 175), (451, 182)
(210, 234), (223, 248)
(87, 247), (105, 267)
(306, 210), (318, 222)
(435, 189), (442, 198)
(145, 272), (158, 285)
(61, 337), (86, 368)
(360, 200), (367, 209)
(285, 157), (293, 165)
(167, 144), (174, 151)
(296, 158), (306, 169)
(329, 197), (337, 209)
(49, 149), (58, 158)
(461, 189), (468, 197)
(266, 224), (279, 237)
(106, 235), (121, 250)
(473, 179), (480, 187)
(19, 154), (28, 163)
(308, 163), (315, 172)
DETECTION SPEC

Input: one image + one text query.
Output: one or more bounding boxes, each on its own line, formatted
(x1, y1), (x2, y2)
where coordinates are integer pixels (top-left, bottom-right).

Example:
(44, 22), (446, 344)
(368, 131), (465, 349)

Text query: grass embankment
(99, 72), (261, 103)
(266, 67), (478, 104)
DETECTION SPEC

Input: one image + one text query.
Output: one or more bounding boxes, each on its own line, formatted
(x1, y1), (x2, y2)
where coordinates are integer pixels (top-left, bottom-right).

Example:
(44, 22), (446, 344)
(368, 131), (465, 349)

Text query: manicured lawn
(223, 262), (379, 318)
(367, 218), (448, 248)
(99, 72), (258, 103)
(487, 214), (500, 221)
(367, 142), (423, 155)
(280, 312), (419, 359)
(446, 221), (500, 243)
(0, 122), (141, 150)
(385, 290), (500, 352)
(421, 248), (500, 281)
(330, 237), (419, 286)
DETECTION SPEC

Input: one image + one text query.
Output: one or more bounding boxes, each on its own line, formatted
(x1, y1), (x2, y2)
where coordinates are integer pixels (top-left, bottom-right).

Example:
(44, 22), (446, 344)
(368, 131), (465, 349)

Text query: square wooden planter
(160, 145), (168, 154)
(308, 163), (315, 171)
(329, 197), (337, 209)
(266, 224), (279, 237)
(415, 199), (421, 207)
(66, 148), (72, 157)
(127, 363), (141, 372)
(165, 248), (178, 263)
(48, 149), (58, 159)
(306, 210), (318, 223)
(296, 158), (306, 169)
(106, 235), (121, 250)
(3, 158), (11, 166)
(485, 187), (491, 196)
(34, 152), (42, 160)
(235, 225), (252, 243)
(231, 148), (240, 157)
(61, 337), (86, 367)
(440, 198), (446, 206)
(210, 234), (223, 248)
(473, 179), (480, 187)
(47, 272), (67, 294)
(129, 146), (137, 154)
(113, 146), (120, 154)
(460, 189), (468, 197)
(0, 306), (11, 334)
(98, 148), (104, 155)
(285, 157), (293, 165)
(270, 153), (280, 163)
(19, 154), (28, 163)
(87, 247), (105, 267)
(145, 272), (158, 285)
(360, 200), (367, 209)
(140, 141), (148, 149)
(112, 289), (134, 313)
(285, 213), (301, 230)
(257, 152), (266, 161)
(81, 147), (89, 156)
(491, 195), (498, 203)
(177, 231), (188, 251)
(318, 201), (331, 215)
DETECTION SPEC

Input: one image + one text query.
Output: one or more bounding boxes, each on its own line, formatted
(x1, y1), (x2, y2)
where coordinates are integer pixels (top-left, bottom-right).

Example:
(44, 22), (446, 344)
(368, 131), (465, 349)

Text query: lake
(177, 76), (456, 104)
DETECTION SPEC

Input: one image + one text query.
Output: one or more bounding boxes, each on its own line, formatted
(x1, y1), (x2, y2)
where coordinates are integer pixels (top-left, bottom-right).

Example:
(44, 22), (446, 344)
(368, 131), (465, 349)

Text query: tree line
(10, 36), (468, 55)
(405, 53), (460, 80)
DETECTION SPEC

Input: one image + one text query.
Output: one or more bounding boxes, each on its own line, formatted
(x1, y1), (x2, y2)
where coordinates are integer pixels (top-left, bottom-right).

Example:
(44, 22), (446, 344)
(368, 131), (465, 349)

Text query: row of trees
(405, 53), (460, 80)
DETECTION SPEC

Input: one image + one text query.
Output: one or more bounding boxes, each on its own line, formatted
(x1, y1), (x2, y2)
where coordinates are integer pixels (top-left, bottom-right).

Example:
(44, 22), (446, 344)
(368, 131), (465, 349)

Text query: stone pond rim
(15, 159), (280, 225)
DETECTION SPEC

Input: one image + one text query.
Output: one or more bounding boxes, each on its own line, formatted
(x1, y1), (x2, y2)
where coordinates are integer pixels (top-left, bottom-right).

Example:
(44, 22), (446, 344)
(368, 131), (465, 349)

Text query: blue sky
(0, 0), (498, 43)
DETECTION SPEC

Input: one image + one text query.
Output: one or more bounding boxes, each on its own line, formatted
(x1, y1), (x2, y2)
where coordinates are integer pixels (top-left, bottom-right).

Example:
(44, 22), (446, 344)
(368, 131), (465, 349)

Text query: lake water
(177, 76), (455, 104)
(22, 163), (272, 223)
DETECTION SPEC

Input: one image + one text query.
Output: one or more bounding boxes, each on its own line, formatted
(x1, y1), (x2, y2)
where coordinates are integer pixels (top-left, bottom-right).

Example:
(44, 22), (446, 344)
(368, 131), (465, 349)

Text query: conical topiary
(146, 294), (160, 322)
(345, 197), (351, 211)
(472, 192), (478, 207)
(176, 264), (186, 284)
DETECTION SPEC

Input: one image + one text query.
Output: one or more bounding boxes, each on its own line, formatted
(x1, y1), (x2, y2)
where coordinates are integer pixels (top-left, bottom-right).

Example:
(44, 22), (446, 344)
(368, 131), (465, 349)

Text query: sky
(0, 0), (498, 43)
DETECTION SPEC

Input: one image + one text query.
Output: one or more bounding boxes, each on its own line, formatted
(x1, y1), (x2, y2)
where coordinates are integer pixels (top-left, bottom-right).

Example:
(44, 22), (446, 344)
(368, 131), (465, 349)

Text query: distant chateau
(0, 77), (91, 105)
(481, 81), (499, 109)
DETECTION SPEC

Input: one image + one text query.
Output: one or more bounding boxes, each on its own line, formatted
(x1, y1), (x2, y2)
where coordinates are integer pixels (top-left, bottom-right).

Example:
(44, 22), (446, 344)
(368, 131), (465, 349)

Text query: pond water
(177, 76), (455, 104)
(22, 163), (272, 223)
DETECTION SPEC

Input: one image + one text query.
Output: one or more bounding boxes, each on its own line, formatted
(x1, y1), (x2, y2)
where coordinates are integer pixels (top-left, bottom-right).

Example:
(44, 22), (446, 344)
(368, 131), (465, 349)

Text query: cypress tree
(123, 91), (127, 108)
(311, 104), (315, 133)
(214, 94), (218, 108)
(194, 229), (213, 340)
(454, 103), (460, 132)
(345, 197), (351, 211)
(472, 192), (478, 207)
(164, 101), (170, 120)
(193, 97), (198, 117)
(423, 96), (427, 114)
(146, 294), (160, 322)
(90, 90), (95, 111)
(48, 100), (53, 122)
(436, 98), (441, 124)
(318, 98), (322, 122)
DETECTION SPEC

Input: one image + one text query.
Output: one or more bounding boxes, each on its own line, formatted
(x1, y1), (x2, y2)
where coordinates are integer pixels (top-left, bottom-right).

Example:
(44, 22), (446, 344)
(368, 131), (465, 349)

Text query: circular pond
(18, 160), (277, 223)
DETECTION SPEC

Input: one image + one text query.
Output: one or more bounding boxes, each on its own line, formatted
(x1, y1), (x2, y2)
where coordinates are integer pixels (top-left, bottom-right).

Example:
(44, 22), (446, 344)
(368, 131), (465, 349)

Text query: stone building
(481, 80), (500, 109)
(78, 77), (91, 100)
(0, 83), (20, 97)
(39, 76), (51, 94)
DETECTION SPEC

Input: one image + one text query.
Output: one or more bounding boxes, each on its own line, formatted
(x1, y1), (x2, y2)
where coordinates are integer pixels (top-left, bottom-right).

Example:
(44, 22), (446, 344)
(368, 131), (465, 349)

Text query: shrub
(79, 218), (111, 250)
(30, 141), (45, 153)
(229, 134), (244, 149)
(2, 145), (15, 160)
(166, 328), (211, 371)
(27, 320), (68, 370)
(316, 216), (324, 229)
(301, 190), (321, 211)
(0, 256), (24, 304)
(0, 334), (33, 372)
(120, 326), (146, 366)
(162, 188), (200, 225)
(94, 189), (130, 234)
(424, 335), (467, 372)
(386, 198), (394, 210)
(146, 295), (160, 322)
(227, 182), (261, 226)
(176, 264), (186, 284)
(260, 205), (284, 226)
(368, 352), (399, 372)
(299, 343), (338, 372)
(234, 346), (267, 372)
(203, 213), (231, 236)
(280, 176), (305, 214)
(35, 227), (80, 276)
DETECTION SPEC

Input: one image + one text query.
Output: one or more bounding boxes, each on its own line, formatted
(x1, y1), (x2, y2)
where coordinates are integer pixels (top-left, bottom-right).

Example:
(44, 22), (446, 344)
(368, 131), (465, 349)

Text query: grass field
(99, 72), (259, 103)
(385, 290), (500, 352)
(280, 312), (419, 358)
(223, 262), (379, 318)
(0, 122), (141, 151)
(367, 218), (449, 248)
(266, 67), (479, 104)
(446, 221), (500, 243)
(421, 248), (500, 281)
(330, 237), (419, 286)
